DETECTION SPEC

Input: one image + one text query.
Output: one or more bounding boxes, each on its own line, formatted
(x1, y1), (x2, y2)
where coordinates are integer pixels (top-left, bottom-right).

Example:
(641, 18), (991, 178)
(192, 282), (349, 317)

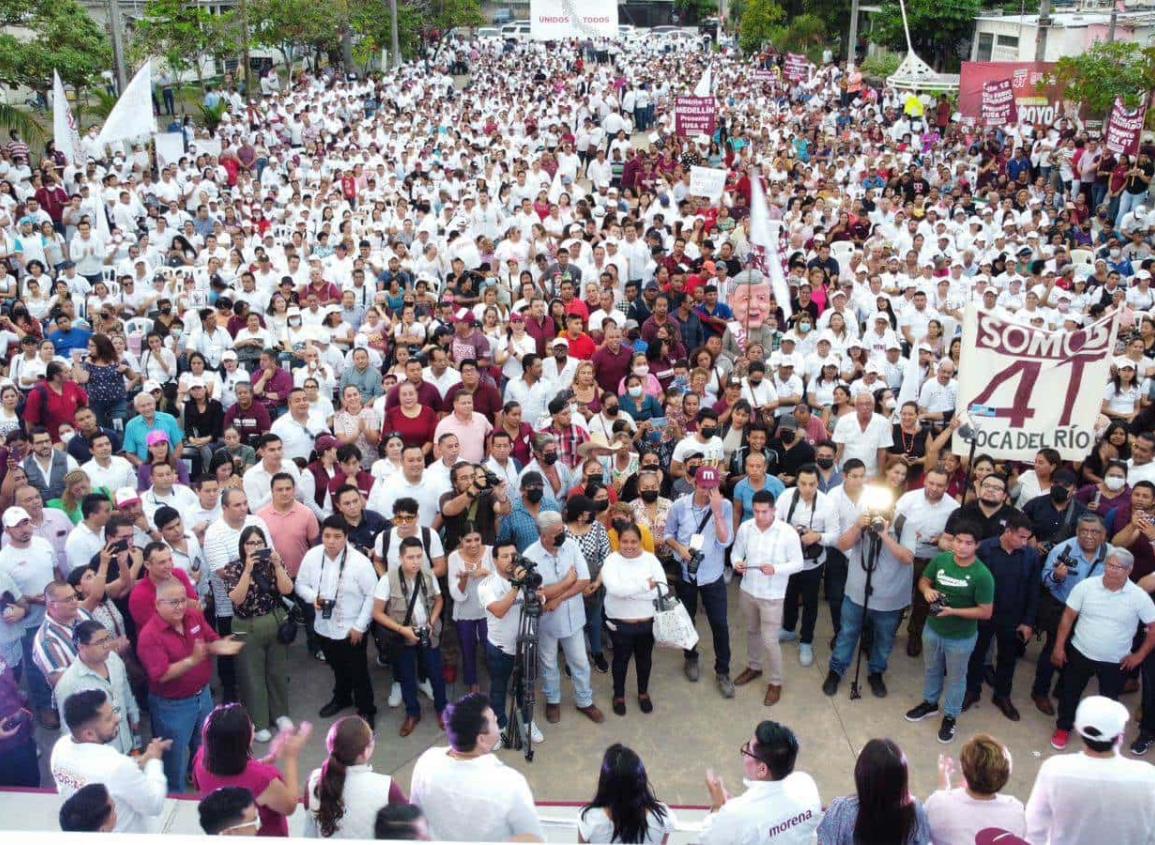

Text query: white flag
(97, 59), (157, 148)
(52, 71), (83, 167)
(693, 66), (713, 97)
(749, 172), (792, 320)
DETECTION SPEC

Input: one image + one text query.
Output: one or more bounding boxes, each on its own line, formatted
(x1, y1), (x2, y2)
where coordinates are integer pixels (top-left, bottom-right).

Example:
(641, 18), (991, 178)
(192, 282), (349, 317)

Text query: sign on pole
(674, 96), (717, 136)
(1105, 96), (1147, 157)
(689, 166), (727, 200)
(529, 0), (617, 40)
(952, 306), (1120, 461)
(979, 78), (1018, 127)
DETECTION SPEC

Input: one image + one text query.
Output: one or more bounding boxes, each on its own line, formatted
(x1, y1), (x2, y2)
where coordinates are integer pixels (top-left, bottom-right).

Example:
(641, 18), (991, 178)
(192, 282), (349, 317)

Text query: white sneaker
(275, 716), (294, 733)
(388, 682), (403, 708)
(799, 644), (814, 667)
(520, 721), (544, 744)
(253, 729), (273, 743)
(418, 678), (434, 700)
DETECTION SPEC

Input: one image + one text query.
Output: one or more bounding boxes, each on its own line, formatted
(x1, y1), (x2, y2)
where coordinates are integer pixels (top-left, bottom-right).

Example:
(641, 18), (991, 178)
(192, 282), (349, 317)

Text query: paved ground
(28, 578), (1109, 813)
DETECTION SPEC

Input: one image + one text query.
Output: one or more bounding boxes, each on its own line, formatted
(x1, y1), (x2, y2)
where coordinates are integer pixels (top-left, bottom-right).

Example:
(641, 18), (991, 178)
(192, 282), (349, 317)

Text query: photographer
(478, 540), (544, 743)
(218, 525), (294, 743)
(296, 516), (379, 728)
(904, 522), (994, 744)
(439, 460), (512, 552)
(1022, 468), (1087, 554)
(1029, 514), (1110, 717)
(372, 537), (447, 737)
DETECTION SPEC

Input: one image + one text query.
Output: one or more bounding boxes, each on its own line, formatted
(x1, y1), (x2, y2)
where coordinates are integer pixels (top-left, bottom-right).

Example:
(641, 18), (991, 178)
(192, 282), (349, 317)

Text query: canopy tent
(883, 0), (960, 92)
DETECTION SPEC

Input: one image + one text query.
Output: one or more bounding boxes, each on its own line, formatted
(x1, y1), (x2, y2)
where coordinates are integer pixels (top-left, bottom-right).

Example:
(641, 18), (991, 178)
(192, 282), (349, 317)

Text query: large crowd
(0, 25), (1153, 844)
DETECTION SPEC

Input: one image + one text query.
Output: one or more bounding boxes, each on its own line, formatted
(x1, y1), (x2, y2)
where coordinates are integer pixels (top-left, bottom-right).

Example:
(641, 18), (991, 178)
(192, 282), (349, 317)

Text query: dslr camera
(476, 467), (502, 488)
(510, 554), (543, 590)
(413, 625), (433, 649)
(318, 598), (337, 620)
(928, 596), (950, 617)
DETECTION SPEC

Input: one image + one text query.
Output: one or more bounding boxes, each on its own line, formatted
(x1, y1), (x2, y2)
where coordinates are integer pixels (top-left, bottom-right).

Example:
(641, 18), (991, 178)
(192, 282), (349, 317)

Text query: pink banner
(674, 96), (717, 137)
(784, 53), (810, 83)
(1105, 97), (1146, 157)
(980, 78), (1018, 127)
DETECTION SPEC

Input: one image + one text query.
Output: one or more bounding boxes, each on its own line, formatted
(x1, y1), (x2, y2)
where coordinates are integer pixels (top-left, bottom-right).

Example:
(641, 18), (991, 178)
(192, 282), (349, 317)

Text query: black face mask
(587, 474), (604, 486)
(1050, 486), (1070, 505)
(525, 488), (544, 504)
(687, 464), (701, 478)
(640, 489), (659, 503)
(593, 500), (609, 513)
(779, 429), (795, 444)
(612, 518), (630, 534)
(642, 464), (660, 472)
(604, 404), (618, 416)
(543, 453), (559, 466)
(816, 457), (834, 470)
(700, 426), (717, 438)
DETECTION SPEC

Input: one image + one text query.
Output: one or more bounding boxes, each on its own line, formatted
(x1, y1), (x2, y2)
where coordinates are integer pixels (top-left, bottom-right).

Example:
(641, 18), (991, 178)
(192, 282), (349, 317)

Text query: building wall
(972, 16), (1155, 62)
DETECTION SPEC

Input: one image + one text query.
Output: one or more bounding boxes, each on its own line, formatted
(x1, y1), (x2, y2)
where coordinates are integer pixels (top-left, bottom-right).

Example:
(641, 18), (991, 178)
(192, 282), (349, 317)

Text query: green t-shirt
(924, 551), (995, 639)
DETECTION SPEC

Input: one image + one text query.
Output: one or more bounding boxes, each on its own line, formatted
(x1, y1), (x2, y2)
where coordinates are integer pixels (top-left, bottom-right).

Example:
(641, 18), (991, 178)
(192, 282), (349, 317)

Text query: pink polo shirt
(433, 412), (493, 463)
(256, 502), (319, 578)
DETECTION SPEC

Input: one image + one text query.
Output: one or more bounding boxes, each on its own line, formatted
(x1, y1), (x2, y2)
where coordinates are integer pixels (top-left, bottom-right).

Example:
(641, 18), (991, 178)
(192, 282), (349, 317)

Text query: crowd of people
(0, 21), (1153, 843)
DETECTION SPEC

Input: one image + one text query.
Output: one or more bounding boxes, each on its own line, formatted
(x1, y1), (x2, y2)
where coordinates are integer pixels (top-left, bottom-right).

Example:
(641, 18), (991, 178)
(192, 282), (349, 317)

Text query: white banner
(153, 132), (185, 168)
(693, 66), (713, 97)
(97, 59), (157, 148)
(52, 71), (83, 167)
(689, 166), (726, 200)
(749, 170), (792, 320)
(529, 0), (617, 40)
(952, 306), (1120, 461)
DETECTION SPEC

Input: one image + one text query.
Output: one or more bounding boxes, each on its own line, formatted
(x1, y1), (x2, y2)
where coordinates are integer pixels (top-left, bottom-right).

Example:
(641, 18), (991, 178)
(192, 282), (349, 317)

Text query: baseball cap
(696, 467), (721, 489)
(552, 337), (569, 348)
(314, 434), (338, 452)
(777, 416), (799, 431)
(1, 507), (31, 529)
(114, 487), (141, 508)
(1074, 695), (1129, 743)
(974, 831), (1029, 845)
(221, 349), (238, 361)
(146, 430), (169, 446)
(1054, 468), (1078, 486)
(142, 380), (162, 393)
(187, 376), (206, 389)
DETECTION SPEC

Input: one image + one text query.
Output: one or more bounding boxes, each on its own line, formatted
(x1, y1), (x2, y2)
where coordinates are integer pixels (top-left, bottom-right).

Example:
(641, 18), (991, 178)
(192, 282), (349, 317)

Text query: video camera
(509, 554), (542, 591)
(476, 467), (502, 489)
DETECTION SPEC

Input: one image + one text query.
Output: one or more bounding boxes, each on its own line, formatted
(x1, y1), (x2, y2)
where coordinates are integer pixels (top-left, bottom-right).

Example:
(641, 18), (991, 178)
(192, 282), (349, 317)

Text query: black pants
(293, 593), (320, 653)
(1141, 647), (1155, 737)
(676, 576), (730, 675)
(824, 549), (848, 635)
(608, 619), (655, 699)
(907, 557), (931, 642)
(782, 565), (823, 644)
(212, 615), (237, 701)
(0, 735), (39, 787)
(318, 632), (376, 716)
(1056, 644), (1125, 730)
(966, 622), (1019, 699)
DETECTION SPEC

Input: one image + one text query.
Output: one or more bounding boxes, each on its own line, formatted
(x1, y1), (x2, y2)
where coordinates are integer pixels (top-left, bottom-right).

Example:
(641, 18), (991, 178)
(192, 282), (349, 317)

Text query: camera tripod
(849, 522), (883, 701)
(504, 589), (542, 762)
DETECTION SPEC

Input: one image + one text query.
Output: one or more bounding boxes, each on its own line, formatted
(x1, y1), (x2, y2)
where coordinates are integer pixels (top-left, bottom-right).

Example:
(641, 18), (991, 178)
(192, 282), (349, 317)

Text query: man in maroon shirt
(384, 357), (443, 413)
(251, 349), (293, 416)
(137, 573), (242, 792)
(444, 359), (503, 419)
(591, 321), (633, 393)
(129, 543), (199, 629)
(523, 297), (557, 356)
(640, 294), (682, 347)
(223, 382), (271, 442)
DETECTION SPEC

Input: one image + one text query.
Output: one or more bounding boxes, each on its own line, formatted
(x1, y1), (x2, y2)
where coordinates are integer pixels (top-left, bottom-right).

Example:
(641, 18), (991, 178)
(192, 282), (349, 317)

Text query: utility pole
(106, 0), (128, 93)
(389, 0), (401, 68)
(1034, 0), (1052, 62)
(847, 0), (860, 71)
(238, 0), (253, 99)
(1108, 0), (1118, 42)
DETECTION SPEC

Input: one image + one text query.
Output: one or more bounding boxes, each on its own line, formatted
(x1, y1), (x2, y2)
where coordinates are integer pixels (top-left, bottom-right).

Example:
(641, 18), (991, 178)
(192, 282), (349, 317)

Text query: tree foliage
(872, 0), (982, 70)
(0, 0), (109, 93)
(132, 0), (240, 86)
(738, 0), (784, 54)
(1049, 41), (1155, 119)
(767, 12), (827, 57)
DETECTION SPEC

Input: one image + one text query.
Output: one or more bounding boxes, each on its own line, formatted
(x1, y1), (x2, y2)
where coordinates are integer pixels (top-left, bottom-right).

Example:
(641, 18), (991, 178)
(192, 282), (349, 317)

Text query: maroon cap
(315, 434), (338, 452)
(696, 467), (721, 489)
(975, 830), (1030, 845)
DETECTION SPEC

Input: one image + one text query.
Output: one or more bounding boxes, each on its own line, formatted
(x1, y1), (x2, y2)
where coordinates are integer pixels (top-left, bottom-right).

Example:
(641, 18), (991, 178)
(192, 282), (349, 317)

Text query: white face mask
(1105, 476), (1126, 492)
(628, 385), (643, 398)
(633, 365), (649, 376)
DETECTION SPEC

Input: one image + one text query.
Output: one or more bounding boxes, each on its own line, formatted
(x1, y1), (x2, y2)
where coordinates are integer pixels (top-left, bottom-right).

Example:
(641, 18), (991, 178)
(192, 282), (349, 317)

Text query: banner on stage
(953, 306), (1120, 461)
(689, 166), (726, 199)
(529, 0), (617, 40)
(674, 96), (716, 136)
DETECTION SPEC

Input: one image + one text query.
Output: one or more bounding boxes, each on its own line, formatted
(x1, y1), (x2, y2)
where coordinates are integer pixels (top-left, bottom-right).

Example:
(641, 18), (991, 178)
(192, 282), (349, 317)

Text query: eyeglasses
(244, 539), (265, 547)
(159, 597), (188, 606)
(50, 593), (79, 604)
(739, 740), (765, 764)
(393, 514), (416, 524)
(85, 636), (115, 648)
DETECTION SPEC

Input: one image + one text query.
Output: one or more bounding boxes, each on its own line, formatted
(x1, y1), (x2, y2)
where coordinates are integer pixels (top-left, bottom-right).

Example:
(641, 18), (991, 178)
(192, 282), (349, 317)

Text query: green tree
(247, 0), (340, 68)
(0, 0), (109, 93)
(132, 0), (238, 89)
(675, 0), (719, 24)
(738, 0), (784, 54)
(767, 11), (827, 58)
(872, 0), (982, 70)
(1049, 41), (1155, 119)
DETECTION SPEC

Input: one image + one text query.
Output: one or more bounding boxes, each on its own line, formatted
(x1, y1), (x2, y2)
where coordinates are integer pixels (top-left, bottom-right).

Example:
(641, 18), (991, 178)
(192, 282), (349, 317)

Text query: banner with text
(980, 78), (1017, 127)
(674, 96), (717, 136)
(689, 166), (727, 200)
(953, 306), (1120, 461)
(784, 53), (811, 82)
(959, 61), (1076, 127)
(1105, 96), (1147, 157)
(529, 0), (617, 40)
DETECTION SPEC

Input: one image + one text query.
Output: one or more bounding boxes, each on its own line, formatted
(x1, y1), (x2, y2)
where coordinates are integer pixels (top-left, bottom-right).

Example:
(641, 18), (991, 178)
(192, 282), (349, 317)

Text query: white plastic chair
(124, 316), (154, 336)
(1070, 248), (1094, 266)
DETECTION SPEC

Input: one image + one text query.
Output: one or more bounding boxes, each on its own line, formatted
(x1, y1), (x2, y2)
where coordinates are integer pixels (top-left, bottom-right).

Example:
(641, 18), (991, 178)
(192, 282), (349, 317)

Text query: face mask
(604, 404), (618, 416)
(612, 518), (630, 534)
(543, 453), (559, 466)
(587, 474), (604, 486)
(628, 385), (643, 398)
(798, 323), (812, 333)
(700, 426), (717, 438)
(750, 375), (763, 386)
(815, 457), (834, 470)
(779, 429), (795, 444)
(525, 488), (544, 504)
(640, 489), (659, 503)
(593, 500), (609, 513)
(687, 464), (700, 478)
(159, 305), (172, 314)
(633, 365), (649, 376)
(1050, 486), (1070, 504)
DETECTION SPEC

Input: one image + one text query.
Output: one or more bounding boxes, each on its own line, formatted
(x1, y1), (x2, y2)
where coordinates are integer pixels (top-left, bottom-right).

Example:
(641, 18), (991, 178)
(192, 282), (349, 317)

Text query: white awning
(886, 50), (960, 92)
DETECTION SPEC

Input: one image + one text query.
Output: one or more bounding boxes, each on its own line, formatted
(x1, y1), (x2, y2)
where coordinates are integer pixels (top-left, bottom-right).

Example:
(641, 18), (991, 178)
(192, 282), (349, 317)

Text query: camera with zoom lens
(510, 554), (543, 590)
(318, 598), (336, 620)
(929, 596), (949, 617)
(477, 468), (502, 488)
(414, 625), (432, 649)
(867, 513), (887, 533)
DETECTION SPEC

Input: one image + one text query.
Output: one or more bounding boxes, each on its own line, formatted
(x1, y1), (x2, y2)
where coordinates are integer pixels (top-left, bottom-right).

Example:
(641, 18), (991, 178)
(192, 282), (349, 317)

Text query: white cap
(1, 507), (31, 529)
(1075, 695), (1129, 743)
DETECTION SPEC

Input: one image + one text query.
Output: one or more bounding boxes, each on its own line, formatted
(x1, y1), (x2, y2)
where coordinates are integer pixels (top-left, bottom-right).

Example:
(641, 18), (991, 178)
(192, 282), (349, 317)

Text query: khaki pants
(739, 591), (784, 685)
(232, 612), (289, 731)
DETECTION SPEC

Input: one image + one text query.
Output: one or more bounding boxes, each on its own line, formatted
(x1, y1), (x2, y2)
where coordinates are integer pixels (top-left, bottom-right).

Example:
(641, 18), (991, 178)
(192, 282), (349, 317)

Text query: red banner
(1105, 96), (1147, 157)
(784, 53), (810, 83)
(959, 61), (1070, 126)
(674, 96), (717, 136)
(980, 78), (1018, 127)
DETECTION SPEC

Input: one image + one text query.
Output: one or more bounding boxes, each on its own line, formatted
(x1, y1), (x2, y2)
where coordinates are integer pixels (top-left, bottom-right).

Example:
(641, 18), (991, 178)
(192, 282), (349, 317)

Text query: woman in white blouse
(447, 526), (493, 694)
(578, 744), (676, 844)
(598, 522), (667, 717)
(304, 715), (408, 839)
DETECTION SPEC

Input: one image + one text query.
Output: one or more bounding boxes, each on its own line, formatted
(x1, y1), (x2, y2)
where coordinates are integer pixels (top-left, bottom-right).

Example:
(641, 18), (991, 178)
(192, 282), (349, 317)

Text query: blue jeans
(20, 628), (50, 710)
(486, 642), (528, 729)
(88, 397), (127, 432)
(539, 629), (593, 708)
(149, 686), (214, 793)
(395, 645), (446, 719)
(828, 598), (904, 678)
(584, 593), (604, 655)
(921, 627), (978, 719)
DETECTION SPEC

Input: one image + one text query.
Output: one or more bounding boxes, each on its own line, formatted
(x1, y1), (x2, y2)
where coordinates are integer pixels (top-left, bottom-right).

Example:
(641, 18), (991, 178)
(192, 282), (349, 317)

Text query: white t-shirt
(409, 747), (544, 842)
(577, 804), (677, 844)
(50, 735), (168, 833)
(832, 412), (893, 478)
(698, 773), (822, 845)
(924, 788), (1026, 845)
(1068, 576), (1155, 663)
(672, 434), (724, 466)
(1026, 752), (1155, 845)
(479, 572), (523, 656)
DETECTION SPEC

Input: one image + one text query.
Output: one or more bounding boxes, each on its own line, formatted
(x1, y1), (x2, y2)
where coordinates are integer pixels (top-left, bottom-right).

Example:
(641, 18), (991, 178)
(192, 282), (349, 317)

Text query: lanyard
(319, 546), (349, 601)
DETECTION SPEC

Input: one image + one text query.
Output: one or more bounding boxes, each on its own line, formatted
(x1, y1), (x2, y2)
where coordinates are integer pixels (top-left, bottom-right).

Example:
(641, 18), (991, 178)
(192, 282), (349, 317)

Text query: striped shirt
(33, 609), (95, 684)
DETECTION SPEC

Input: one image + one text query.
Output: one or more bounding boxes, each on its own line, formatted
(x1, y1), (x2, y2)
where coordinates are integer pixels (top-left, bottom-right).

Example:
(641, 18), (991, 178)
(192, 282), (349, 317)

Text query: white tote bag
(651, 584), (699, 651)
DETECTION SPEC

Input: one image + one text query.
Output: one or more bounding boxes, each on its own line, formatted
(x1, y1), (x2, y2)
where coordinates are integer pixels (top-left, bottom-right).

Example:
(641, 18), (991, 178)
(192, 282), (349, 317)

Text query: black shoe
(961, 689), (981, 712)
(905, 701), (939, 722)
(638, 694), (653, 714)
(319, 699), (352, 718)
(937, 716), (957, 744)
(1131, 734), (1154, 756)
(821, 670), (840, 696)
(612, 697), (626, 716)
(592, 653), (609, 673)
(867, 672), (887, 698)
(358, 710), (376, 730)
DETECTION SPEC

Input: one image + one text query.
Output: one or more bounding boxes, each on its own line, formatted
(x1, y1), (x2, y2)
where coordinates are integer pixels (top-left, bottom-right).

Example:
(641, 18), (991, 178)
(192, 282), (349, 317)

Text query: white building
(972, 0), (1155, 63)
